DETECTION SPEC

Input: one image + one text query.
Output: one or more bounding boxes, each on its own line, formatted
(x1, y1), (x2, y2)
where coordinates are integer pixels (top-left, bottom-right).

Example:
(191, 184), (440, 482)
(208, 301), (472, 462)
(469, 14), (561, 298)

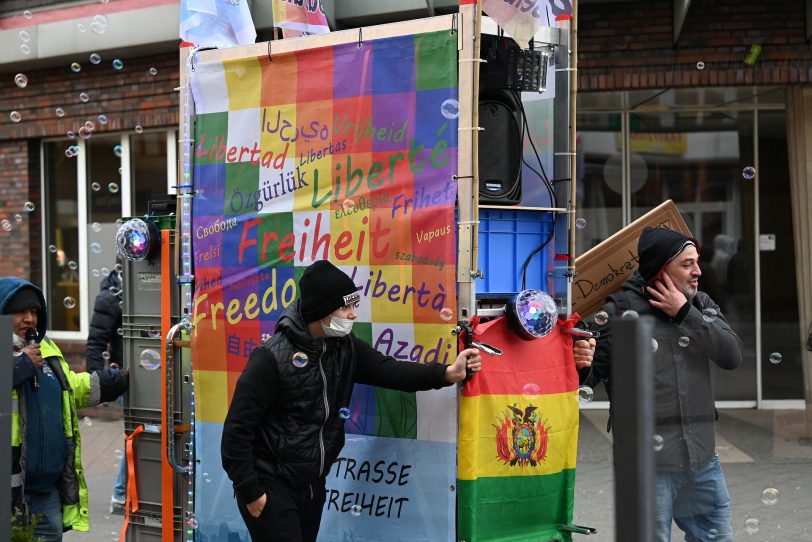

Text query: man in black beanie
(581, 227), (743, 542)
(221, 260), (482, 542)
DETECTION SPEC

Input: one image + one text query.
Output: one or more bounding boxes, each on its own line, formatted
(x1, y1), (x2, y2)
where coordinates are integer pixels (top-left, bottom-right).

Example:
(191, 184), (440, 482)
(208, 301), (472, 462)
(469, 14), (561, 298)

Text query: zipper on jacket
(317, 342), (329, 477)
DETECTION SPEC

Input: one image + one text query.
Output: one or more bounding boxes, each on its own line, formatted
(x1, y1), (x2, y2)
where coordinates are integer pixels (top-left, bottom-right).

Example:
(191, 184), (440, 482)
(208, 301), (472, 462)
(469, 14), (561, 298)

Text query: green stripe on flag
(457, 469), (576, 542)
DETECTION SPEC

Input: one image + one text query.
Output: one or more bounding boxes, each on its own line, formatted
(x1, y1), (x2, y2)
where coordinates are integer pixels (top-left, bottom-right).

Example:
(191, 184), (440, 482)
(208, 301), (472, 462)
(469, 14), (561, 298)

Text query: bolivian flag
(458, 315), (580, 542)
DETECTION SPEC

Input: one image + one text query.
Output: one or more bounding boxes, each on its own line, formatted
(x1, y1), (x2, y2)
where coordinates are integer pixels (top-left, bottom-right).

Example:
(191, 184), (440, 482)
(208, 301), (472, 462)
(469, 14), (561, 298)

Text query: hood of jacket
(0, 277), (47, 341)
(99, 271), (122, 292)
(275, 299), (338, 357)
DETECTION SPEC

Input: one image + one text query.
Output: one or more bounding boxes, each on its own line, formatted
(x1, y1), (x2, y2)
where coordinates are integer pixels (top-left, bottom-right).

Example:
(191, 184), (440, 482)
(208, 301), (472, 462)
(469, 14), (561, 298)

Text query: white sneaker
(110, 497), (126, 515)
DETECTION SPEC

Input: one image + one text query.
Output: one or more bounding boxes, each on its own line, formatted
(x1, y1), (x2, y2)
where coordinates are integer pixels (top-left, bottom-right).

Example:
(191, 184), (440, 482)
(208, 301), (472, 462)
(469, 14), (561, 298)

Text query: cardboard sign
(572, 200), (692, 317)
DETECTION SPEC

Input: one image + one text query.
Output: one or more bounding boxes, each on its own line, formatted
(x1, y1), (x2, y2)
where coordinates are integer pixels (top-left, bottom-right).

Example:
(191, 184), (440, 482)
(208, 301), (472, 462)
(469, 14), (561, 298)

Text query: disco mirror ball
(116, 218), (157, 262)
(508, 289), (558, 339)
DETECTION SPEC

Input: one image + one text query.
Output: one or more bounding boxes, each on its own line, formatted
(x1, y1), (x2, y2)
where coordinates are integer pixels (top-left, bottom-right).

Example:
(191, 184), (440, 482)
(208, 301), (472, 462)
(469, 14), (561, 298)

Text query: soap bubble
(769, 352), (782, 364)
(98, 114), (108, 125)
(134, 125), (143, 134)
(678, 336), (690, 348)
(522, 382), (541, 395)
(339, 407), (351, 419)
(91, 182), (101, 191)
(1, 220), (12, 232)
(14, 214), (22, 222)
(63, 297), (77, 309)
(651, 338), (659, 352)
(113, 145), (123, 157)
(48, 244), (58, 253)
(440, 99), (460, 120)
(350, 504), (362, 517)
(202, 472), (211, 483)
(83, 417), (92, 427)
(101, 267), (110, 276)
(65, 148), (75, 158)
(24, 201), (35, 212)
(744, 517), (759, 535)
(90, 20), (108, 34)
(653, 434), (664, 452)
(575, 218), (587, 229)
(112, 59), (124, 70)
(117, 327), (123, 336)
(89, 53), (102, 64)
(622, 310), (639, 319)
(76, 23), (86, 32)
(24, 10), (33, 19)
(292, 352), (308, 368)
(14, 73), (28, 88)
(68, 260), (78, 270)
(594, 311), (609, 325)
(578, 385), (594, 405)
(696, 61), (705, 70)
(18, 30), (31, 43)
(78, 126), (92, 139)
(92, 268), (100, 277)
(187, 518), (198, 529)
(90, 242), (102, 254)
(56, 108), (65, 117)
(702, 308), (718, 322)
(114, 449), (124, 459)
(91, 221), (102, 232)
(114, 263), (123, 273)
(101, 351), (110, 360)
(439, 307), (454, 321)
(9, 111), (21, 123)
(761, 487), (779, 505)
(742, 166), (756, 180)
(67, 130), (76, 139)
(71, 62), (81, 73)
(148, 67), (158, 76)
(708, 528), (718, 540)
(139, 349), (161, 370)
(108, 182), (119, 193)
(79, 92), (90, 103)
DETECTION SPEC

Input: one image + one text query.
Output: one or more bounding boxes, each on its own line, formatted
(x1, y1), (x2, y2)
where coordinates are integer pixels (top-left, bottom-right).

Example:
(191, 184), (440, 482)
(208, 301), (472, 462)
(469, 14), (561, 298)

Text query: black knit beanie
(299, 260), (360, 322)
(4, 287), (41, 315)
(637, 226), (700, 283)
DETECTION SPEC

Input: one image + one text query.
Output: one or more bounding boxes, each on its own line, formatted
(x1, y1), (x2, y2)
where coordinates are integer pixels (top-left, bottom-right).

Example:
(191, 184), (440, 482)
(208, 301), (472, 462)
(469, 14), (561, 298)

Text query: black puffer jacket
(86, 273), (123, 372)
(221, 300), (450, 503)
(584, 271), (742, 471)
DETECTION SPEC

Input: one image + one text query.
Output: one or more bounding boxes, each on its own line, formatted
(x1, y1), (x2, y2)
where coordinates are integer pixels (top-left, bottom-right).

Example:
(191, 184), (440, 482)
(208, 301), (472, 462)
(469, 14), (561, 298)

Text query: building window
(41, 129), (176, 338)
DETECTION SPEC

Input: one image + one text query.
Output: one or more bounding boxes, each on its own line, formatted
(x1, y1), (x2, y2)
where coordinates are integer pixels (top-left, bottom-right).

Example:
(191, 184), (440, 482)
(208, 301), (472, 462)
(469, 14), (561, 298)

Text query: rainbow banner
(189, 30), (460, 541)
(458, 316), (580, 542)
(273, 0), (330, 38)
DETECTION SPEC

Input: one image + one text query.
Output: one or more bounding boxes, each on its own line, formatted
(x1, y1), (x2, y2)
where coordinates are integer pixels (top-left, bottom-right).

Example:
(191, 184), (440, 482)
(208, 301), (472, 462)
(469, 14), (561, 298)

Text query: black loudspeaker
(478, 34), (525, 205)
(478, 90), (523, 205)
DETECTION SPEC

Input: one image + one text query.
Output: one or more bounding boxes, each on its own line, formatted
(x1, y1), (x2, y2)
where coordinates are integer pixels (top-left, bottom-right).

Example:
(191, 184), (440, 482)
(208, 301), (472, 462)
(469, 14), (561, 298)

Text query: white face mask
(321, 315), (353, 337)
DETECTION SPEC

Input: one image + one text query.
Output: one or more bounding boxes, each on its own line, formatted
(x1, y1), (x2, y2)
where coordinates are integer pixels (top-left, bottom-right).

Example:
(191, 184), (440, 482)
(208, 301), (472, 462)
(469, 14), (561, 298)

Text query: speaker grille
(478, 96), (522, 203)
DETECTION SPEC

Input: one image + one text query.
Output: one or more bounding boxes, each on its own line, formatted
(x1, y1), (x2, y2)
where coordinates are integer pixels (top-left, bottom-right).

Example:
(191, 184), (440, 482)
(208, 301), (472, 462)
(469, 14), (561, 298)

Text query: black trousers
(236, 478), (326, 542)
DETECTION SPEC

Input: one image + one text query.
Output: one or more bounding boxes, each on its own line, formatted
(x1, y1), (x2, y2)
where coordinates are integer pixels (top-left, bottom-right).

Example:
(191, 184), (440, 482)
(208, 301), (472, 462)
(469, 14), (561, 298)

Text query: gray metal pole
(612, 317), (655, 542)
(1, 315), (12, 542)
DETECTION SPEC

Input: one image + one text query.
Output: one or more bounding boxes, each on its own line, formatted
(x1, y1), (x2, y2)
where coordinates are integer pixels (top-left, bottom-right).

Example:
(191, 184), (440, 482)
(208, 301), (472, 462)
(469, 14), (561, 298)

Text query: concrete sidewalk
(64, 408), (812, 541)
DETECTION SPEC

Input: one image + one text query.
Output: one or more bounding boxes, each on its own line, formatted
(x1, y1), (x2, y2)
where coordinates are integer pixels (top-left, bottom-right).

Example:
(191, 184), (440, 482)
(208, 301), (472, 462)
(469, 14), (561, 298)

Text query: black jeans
(236, 478), (326, 542)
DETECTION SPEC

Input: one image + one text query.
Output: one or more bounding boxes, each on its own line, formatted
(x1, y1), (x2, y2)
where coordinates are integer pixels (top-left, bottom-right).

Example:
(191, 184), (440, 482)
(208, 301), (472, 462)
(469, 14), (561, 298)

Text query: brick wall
(0, 49), (179, 280)
(578, 0), (812, 91)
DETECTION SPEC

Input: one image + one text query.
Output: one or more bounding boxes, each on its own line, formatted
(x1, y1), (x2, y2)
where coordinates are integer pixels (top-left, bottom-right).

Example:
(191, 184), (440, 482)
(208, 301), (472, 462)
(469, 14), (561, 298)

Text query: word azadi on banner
(482, 0), (572, 46)
(273, 0), (330, 38)
(180, 0), (256, 47)
(189, 30), (460, 541)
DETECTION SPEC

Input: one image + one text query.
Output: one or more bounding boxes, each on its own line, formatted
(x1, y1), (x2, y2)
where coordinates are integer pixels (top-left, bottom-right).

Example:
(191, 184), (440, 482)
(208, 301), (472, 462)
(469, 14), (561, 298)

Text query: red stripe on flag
(462, 315), (580, 397)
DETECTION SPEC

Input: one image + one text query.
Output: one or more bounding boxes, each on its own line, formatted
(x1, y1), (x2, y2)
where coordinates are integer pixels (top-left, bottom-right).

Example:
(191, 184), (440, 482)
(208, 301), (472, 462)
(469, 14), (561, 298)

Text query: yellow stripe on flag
(458, 391), (579, 481)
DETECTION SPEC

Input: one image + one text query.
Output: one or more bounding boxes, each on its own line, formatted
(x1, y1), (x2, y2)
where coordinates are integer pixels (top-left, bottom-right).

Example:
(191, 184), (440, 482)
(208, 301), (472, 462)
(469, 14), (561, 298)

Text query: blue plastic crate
(476, 209), (556, 295)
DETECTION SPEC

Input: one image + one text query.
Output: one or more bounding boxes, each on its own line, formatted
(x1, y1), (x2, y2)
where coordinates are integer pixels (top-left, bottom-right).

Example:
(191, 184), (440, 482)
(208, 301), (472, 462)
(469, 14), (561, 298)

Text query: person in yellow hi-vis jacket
(3, 277), (128, 541)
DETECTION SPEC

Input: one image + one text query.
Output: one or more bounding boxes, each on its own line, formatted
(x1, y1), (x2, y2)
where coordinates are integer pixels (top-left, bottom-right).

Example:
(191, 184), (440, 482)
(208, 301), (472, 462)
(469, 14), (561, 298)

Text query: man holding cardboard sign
(582, 226), (743, 542)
